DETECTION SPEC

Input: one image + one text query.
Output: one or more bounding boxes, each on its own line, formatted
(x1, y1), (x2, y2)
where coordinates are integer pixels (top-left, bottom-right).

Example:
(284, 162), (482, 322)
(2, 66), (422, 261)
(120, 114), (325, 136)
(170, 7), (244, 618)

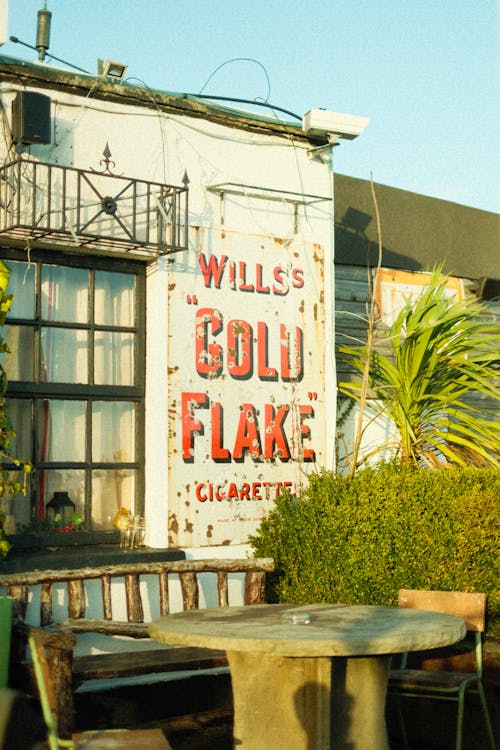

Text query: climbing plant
(0, 261), (31, 557)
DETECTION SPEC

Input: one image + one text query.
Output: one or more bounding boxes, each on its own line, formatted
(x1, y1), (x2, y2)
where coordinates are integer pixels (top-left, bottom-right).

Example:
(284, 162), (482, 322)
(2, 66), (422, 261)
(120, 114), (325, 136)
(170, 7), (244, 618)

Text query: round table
(149, 603), (465, 750)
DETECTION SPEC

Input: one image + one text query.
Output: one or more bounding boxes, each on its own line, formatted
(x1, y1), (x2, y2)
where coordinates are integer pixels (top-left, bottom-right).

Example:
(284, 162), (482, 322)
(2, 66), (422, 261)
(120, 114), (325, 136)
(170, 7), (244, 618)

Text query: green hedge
(250, 464), (500, 624)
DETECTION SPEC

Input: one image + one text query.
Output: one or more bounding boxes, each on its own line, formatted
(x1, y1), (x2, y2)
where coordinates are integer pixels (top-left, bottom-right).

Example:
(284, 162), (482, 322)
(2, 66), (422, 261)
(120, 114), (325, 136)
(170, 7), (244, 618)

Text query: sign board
(375, 268), (464, 326)
(167, 229), (326, 547)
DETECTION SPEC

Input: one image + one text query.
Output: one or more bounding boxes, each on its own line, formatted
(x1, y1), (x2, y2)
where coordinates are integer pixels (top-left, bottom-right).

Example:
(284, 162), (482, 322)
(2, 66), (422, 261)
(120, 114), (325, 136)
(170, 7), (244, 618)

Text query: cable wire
(198, 57), (271, 102)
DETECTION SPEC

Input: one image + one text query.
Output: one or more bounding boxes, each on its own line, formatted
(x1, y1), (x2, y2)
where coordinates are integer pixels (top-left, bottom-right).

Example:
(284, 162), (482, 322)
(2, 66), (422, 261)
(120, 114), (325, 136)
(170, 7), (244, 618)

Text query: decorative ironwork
(0, 157), (189, 258)
(90, 142), (121, 177)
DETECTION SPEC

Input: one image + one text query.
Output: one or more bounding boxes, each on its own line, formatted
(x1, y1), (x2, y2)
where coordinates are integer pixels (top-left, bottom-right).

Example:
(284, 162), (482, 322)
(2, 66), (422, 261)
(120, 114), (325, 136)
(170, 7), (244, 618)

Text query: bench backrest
(0, 558), (275, 627)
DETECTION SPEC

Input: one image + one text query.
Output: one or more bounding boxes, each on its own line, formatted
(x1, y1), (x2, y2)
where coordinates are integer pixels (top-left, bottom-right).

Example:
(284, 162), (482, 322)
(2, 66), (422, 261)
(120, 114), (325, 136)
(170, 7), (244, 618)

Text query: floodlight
(98, 58), (128, 81)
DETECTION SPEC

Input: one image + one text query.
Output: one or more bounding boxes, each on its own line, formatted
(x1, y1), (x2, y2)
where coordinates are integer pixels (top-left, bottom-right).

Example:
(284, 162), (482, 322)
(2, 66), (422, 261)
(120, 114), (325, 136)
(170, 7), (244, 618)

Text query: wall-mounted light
(302, 109), (370, 140)
(98, 58), (128, 81)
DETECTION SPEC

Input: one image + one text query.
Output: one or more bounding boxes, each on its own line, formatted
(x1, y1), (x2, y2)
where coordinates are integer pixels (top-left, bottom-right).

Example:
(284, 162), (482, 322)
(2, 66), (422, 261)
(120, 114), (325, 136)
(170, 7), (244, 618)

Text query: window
(0, 249), (145, 533)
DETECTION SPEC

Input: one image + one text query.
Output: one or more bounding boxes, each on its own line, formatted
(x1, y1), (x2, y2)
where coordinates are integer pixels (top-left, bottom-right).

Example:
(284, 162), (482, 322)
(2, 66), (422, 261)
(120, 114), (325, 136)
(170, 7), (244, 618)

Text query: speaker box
(12, 91), (51, 145)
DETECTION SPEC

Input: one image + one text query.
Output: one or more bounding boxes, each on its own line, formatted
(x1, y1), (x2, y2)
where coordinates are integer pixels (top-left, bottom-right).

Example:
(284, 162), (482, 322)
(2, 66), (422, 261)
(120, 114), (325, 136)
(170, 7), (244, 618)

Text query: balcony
(0, 157), (189, 259)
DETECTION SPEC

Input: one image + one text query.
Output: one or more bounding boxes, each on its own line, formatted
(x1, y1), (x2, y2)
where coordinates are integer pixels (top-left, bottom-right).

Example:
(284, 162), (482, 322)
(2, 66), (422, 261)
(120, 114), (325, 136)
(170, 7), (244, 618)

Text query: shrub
(250, 463), (500, 624)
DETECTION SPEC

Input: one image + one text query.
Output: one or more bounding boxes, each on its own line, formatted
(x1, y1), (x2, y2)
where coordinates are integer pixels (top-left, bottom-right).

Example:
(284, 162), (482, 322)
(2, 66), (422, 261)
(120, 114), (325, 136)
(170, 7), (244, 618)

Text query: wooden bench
(0, 557), (274, 737)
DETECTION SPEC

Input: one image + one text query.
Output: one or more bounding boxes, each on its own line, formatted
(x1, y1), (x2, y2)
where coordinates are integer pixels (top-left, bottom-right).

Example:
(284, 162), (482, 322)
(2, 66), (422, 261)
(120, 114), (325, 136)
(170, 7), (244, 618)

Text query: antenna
(36, 3), (51, 62)
(9, 1), (90, 74)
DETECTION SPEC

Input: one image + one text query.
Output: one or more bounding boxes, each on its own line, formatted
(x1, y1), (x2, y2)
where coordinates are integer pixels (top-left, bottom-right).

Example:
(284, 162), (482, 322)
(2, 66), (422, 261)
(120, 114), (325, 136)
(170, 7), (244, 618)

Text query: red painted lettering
(227, 482), (239, 499)
(227, 320), (252, 379)
(211, 402), (231, 461)
(195, 308), (223, 378)
(300, 405), (316, 461)
(264, 404), (290, 459)
(257, 322), (278, 380)
(252, 482), (262, 499)
(198, 253), (227, 288)
(239, 482), (251, 500)
(255, 264), (270, 294)
(182, 392), (208, 461)
(272, 266), (288, 295)
(238, 261), (255, 292)
(233, 404), (262, 460)
(292, 268), (304, 288)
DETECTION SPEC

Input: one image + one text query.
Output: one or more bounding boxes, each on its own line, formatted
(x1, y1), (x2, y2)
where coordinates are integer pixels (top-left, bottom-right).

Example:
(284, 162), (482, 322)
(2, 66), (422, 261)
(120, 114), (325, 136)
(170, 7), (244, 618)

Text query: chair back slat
(124, 573), (144, 622)
(244, 571), (266, 605)
(179, 571), (199, 610)
(158, 572), (170, 616)
(101, 574), (113, 620)
(40, 582), (53, 626)
(217, 571), (229, 607)
(67, 580), (85, 620)
(398, 589), (486, 632)
(7, 584), (28, 621)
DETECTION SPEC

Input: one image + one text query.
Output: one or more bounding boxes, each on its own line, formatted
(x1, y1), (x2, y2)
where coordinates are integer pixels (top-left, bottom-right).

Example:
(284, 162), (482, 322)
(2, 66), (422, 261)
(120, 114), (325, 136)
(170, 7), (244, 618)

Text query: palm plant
(340, 268), (500, 470)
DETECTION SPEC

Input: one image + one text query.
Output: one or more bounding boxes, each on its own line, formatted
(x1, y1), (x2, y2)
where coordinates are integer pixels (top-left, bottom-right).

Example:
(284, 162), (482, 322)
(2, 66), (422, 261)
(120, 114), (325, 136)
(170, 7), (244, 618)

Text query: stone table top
(149, 603), (465, 657)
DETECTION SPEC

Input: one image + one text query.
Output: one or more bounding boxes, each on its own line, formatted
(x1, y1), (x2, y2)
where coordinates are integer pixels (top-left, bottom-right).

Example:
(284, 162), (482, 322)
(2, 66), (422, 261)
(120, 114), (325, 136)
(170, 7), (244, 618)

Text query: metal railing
(0, 158), (189, 258)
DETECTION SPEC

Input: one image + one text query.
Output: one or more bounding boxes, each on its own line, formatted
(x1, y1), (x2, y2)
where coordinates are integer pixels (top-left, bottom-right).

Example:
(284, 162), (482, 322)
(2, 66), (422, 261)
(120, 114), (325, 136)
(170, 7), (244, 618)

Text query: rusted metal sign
(167, 229), (326, 547)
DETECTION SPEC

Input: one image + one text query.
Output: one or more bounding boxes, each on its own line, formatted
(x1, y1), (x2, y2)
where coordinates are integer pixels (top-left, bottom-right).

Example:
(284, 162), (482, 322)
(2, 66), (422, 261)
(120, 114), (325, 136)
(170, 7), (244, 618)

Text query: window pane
(0, 325), (34, 380)
(41, 328), (88, 382)
(4, 260), (35, 319)
(92, 469), (136, 530)
(95, 271), (135, 327)
(37, 469), (85, 523)
(37, 400), (86, 462)
(92, 401), (135, 462)
(94, 331), (134, 385)
(41, 266), (89, 323)
(4, 398), (31, 458)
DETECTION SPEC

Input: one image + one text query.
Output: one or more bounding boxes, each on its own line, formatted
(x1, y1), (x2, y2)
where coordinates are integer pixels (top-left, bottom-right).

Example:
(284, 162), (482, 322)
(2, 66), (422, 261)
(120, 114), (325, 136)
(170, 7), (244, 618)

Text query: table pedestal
(227, 651), (391, 750)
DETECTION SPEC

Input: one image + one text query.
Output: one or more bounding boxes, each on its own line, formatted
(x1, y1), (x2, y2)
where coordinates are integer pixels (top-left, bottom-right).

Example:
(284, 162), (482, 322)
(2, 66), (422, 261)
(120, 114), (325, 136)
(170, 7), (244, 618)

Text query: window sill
(1, 533), (185, 573)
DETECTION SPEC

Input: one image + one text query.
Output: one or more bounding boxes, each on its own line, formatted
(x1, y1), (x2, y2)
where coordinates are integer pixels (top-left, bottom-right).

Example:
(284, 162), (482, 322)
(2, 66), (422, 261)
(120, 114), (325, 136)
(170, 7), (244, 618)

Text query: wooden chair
(387, 589), (496, 750)
(28, 631), (172, 750)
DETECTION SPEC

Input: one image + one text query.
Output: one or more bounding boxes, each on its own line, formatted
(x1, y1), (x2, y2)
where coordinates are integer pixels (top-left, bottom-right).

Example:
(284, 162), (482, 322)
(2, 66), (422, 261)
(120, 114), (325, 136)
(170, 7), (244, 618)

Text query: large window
(0, 249), (145, 533)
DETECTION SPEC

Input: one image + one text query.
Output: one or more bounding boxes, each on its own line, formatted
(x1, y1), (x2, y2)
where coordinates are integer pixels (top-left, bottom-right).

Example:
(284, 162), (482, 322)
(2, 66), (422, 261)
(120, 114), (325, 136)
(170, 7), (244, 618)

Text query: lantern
(45, 491), (75, 527)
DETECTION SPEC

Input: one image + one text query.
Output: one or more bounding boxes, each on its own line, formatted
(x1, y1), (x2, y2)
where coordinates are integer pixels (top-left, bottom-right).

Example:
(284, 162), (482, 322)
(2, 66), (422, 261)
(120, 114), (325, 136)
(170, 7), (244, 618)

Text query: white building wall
(0, 79), (337, 555)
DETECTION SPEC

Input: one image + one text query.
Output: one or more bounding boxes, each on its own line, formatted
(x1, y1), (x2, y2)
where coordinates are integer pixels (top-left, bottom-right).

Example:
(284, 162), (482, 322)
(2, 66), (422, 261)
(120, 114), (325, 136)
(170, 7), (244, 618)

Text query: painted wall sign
(167, 230), (326, 547)
(375, 268), (464, 326)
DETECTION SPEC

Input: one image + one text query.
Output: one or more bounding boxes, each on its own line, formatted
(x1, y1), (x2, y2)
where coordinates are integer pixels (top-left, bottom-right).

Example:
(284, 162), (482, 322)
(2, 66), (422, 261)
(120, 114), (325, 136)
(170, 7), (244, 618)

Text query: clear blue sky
(2, 0), (499, 213)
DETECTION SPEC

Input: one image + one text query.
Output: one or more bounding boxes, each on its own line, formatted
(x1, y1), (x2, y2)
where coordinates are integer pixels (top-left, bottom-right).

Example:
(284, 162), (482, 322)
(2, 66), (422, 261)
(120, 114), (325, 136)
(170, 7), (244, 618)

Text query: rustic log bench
(0, 557), (274, 737)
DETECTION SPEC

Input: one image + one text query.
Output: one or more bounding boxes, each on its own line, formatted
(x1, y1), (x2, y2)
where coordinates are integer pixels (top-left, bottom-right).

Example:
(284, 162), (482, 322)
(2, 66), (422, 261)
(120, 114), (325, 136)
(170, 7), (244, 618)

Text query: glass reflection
(94, 331), (134, 385)
(37, 400), (86, 462)
(92, 401), (135, 463)
(95, 271), (135, 327)
(4, 260), (35, 319)
(41, 265), (89, 323)
(41, 328), (88, 383)
(92, 469), (135, 530)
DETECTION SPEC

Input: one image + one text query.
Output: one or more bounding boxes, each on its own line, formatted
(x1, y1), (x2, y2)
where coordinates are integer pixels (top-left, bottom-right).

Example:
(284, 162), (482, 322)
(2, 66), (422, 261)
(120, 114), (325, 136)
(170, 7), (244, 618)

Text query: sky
(1, 0), (499, 214)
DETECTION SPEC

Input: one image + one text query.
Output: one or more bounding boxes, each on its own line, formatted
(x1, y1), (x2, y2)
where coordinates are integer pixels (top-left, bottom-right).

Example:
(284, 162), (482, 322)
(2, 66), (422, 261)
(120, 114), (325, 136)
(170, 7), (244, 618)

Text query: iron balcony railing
(0, 157), (189, 258)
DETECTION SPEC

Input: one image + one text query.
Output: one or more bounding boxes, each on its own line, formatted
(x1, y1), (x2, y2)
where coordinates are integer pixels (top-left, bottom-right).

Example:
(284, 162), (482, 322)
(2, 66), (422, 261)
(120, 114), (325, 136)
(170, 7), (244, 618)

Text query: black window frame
(0, 245), (146, 535)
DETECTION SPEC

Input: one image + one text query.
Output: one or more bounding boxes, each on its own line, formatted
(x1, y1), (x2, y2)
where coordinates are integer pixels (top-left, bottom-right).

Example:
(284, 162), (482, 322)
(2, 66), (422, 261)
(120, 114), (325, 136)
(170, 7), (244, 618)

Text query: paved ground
(74, 669), (499, 750)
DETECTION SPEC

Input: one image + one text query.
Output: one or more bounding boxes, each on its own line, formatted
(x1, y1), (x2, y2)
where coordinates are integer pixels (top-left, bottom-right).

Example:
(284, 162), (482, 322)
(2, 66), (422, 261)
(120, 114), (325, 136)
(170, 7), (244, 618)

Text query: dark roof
(335, 173), (500, 281)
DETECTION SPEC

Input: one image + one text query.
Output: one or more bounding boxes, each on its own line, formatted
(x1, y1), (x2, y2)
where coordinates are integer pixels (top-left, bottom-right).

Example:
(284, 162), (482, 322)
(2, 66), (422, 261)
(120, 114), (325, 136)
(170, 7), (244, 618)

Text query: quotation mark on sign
(308, 392), (317, 400)
(186, 294), (198, 305)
